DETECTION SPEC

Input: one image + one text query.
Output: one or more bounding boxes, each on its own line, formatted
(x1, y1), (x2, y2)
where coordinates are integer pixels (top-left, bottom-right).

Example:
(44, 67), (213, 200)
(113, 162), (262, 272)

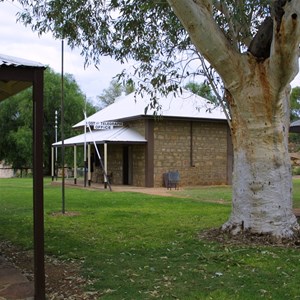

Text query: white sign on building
(93, 121), (123, 130)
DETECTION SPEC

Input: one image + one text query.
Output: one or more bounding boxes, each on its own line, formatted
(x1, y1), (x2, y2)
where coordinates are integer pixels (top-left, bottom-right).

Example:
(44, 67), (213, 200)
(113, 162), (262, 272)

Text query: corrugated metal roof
(0, 54), (44, 68)
(0, 54), (45, 101)
(53, 127), (147, 146)
(73, 89), (227, 128)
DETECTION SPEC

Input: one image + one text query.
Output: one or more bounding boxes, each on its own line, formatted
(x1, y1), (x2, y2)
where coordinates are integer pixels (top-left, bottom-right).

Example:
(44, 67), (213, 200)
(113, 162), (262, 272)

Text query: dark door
(123, 146), (132, 185)
(123, 146), (129, 185)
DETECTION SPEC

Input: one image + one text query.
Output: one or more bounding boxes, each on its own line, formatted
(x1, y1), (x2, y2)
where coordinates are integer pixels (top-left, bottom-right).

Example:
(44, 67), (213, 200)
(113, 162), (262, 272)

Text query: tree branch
(213, 0), (240, 50)
(248, 17), (273, 60)
(167, 0), (242, 87)
(198, 54), (232, 130)
(269, 0), (300, 89)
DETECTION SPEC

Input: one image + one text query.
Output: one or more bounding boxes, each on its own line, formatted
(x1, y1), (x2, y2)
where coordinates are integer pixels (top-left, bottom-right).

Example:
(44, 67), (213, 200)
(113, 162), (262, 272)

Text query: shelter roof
(0, 54), (44, 68)
(73, 89), (227, 128)
(0, 54), (45, 101)
(53, 127), (147, 146)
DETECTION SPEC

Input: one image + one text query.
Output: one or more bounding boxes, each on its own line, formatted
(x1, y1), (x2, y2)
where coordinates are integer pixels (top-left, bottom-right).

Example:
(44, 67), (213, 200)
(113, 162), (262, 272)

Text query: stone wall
(153, 120), (230, 187)
(125, 121), (147, 185)
(0, 161), (33, 178)
(132, 144), (146, 186)
(127, 119), (146, 136)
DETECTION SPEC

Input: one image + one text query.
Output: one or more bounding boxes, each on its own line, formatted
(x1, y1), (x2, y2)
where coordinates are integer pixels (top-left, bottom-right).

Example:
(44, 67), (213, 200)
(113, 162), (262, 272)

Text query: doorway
(123, 146), (133, 185)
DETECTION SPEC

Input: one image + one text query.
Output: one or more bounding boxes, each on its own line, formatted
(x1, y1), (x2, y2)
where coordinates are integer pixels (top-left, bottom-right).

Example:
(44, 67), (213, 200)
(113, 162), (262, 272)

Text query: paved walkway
(51, 178), (178, 197)
(0, 255), (33, 300)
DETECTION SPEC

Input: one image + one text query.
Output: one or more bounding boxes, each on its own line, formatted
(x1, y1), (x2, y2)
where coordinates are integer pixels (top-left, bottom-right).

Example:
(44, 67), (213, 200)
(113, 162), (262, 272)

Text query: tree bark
(221, 53), (300, 238)
(222, 67), (299, 237)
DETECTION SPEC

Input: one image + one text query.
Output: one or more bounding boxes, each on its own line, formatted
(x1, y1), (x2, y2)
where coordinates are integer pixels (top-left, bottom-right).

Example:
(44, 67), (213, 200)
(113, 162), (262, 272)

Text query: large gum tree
(14, 0), (300, 239)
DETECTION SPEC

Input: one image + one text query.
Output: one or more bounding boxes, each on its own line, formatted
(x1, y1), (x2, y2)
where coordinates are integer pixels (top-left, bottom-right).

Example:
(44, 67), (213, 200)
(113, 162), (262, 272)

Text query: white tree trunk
(222, 76), (300, 238)
(224, 148), (298, 238)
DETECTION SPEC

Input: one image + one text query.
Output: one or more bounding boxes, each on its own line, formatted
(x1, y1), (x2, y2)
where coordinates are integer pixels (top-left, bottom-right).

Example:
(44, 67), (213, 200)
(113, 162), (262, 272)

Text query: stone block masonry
(153, 120), (230, 187)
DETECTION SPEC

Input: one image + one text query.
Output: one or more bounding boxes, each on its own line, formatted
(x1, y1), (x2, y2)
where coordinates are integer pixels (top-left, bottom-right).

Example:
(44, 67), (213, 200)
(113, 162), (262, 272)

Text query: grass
(173, 179), (300, 208)
(1, 178), (300, 299)
(170, 185), (232, 204)
(293, 178), (300, 208)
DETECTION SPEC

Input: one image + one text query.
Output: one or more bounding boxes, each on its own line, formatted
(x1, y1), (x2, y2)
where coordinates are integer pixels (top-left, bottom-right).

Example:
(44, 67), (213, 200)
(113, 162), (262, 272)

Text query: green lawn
(173, 178), (300, 208)
(169, 185), (232, 204)
(293, 178), (300, 208)
(1, 178), (300, 299)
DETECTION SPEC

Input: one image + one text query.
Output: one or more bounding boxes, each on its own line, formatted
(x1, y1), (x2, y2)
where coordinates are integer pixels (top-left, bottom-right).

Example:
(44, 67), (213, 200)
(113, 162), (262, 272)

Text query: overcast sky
(0, 1), (127, 104)
(1, 0), (300, 105)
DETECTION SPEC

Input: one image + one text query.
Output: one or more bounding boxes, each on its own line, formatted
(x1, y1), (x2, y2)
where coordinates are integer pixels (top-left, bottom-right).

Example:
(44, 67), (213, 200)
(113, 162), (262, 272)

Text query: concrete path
(0, 255), (33, 300)
(52, 178), (179, 197)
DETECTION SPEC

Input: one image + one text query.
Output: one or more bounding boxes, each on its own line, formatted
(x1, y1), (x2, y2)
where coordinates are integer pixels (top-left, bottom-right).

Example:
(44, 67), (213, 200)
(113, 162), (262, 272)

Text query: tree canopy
(0, 67), (96, 173)
(14, 0), (277, 97)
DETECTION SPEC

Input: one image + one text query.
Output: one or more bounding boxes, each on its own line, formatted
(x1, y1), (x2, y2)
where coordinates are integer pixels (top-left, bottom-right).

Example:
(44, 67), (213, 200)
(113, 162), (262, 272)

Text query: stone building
(53, 89), (232, 187)
(0, 161), (14, 178)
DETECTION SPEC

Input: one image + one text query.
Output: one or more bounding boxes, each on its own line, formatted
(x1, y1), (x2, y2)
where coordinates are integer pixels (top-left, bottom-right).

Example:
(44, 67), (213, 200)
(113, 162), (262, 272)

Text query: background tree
(0, 68), (96, 174)
(291, 87), (300, 122)
(289, 86), (300, 147)
(97, 79), (123, 109)
(0, 94), (32, 172)
(97, 78), (136, 109)
(185, 82), (217, 103)
(14, 0), (300, 239)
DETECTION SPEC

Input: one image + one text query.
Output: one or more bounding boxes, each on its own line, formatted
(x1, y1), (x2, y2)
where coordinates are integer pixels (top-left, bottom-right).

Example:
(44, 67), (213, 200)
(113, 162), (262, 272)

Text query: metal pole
(55, 110), (58, 160)
(84, 111), (87, 187)
(61, 40), (65, 214)
(55, 110), (58, 180)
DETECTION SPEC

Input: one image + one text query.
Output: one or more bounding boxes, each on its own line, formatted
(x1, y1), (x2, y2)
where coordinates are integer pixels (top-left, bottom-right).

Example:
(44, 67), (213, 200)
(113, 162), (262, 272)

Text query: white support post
(88, 143), (91, 186)
(51, 147), (54, 181)
(84, 118), (112, 191)
(74, 145), (77, 184)
(104, 143), (108, 188)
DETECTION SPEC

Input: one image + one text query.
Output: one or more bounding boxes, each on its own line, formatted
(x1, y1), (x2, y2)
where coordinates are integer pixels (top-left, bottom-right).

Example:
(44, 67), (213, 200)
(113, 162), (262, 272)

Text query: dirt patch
(200, 227), (300, 248)
(0, 241), (101, 299)
(2, 227), (300, 299)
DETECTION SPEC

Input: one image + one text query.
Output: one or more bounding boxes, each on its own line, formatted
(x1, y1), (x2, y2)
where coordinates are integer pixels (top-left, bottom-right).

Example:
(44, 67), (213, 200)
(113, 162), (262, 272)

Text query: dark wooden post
(145, 119), (154, 187)
(32, 68), (45, 299)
